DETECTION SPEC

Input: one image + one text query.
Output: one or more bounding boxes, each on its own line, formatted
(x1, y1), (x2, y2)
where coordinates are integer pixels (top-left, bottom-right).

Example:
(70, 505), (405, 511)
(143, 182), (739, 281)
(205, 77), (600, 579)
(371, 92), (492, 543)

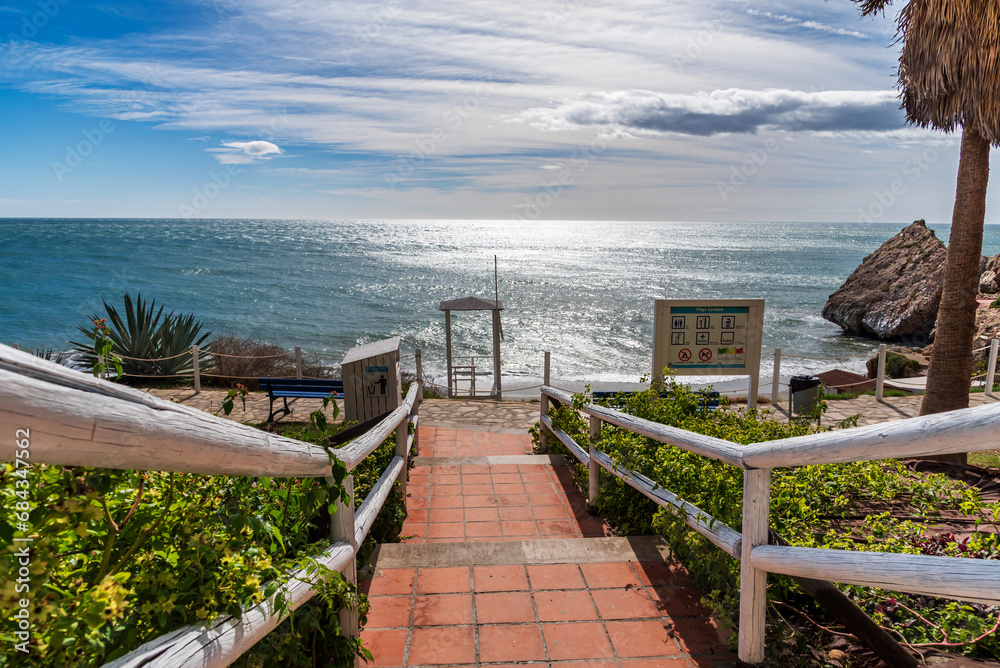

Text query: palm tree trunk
(920, 125), (991, 463)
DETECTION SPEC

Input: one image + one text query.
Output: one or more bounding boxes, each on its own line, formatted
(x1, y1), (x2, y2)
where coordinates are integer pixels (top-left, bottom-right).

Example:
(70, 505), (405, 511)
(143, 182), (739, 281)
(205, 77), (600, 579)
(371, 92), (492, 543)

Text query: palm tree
(857, 1), (998, 457)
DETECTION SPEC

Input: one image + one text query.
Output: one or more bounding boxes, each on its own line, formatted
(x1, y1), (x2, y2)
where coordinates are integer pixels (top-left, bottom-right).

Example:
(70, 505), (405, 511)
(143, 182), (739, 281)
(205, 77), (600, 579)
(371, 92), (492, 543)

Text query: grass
(824, 388), (912, 400)
(968, 449), (1000, 468)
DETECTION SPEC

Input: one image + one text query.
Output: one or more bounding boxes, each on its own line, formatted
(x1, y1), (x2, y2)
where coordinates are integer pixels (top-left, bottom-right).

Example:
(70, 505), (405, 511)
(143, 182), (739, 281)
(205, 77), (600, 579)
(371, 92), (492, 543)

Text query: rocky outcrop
(822, 220), (946, 343)
(981, 254), (1000, 294)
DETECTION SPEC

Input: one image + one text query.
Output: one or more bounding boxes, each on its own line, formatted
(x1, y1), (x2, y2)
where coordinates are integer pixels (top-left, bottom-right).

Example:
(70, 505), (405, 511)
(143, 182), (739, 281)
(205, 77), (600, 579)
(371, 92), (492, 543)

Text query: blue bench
(259, 377), (344, 422)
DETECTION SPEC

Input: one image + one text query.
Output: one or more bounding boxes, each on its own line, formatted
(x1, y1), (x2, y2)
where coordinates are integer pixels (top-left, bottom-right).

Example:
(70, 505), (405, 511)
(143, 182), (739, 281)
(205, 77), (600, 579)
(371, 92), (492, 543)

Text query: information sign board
(365, 365), (390, 398)
(653, 299), (765, 406)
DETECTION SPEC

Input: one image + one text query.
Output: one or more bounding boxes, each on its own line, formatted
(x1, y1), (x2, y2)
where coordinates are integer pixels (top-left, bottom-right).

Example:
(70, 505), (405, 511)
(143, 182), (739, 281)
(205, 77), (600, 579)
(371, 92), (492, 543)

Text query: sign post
(653, 299), (765, 409)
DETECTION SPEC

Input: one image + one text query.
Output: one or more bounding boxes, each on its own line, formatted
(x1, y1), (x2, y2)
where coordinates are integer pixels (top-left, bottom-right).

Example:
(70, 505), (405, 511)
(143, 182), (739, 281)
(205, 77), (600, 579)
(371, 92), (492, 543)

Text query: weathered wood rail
(540, 381), (1000, 665)
(0, 344), (420, 668)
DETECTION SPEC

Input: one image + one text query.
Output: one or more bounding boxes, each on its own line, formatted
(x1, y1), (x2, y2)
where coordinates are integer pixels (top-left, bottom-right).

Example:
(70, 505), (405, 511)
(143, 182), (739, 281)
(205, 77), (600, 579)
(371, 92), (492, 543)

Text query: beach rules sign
(653, 299), (765, 406)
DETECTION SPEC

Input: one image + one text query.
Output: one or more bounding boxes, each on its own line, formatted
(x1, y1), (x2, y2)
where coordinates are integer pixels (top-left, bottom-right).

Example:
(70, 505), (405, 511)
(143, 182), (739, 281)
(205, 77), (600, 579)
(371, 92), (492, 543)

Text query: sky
(1, 0), (997, 223)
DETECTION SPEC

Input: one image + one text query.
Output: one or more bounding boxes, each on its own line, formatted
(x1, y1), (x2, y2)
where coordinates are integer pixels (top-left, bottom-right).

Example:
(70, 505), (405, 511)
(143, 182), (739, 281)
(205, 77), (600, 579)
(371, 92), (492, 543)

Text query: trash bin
(789, 375), (822, 415)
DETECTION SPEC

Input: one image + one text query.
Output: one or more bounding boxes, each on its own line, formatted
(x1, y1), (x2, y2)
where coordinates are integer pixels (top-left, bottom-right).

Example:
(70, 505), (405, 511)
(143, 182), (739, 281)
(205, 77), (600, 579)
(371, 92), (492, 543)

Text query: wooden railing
(0, 344), (419, 668)
(539, 382), (1000, 665)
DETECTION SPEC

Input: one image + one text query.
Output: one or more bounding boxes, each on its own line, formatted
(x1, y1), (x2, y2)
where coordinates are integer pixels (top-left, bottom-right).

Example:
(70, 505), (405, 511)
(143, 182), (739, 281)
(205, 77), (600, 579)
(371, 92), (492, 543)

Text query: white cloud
(208, 140), (283, 164)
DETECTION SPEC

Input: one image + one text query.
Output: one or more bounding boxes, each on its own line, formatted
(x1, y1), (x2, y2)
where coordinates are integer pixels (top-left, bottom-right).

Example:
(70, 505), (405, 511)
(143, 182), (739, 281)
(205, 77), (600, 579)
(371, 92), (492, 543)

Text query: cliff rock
(981, 254), (1000, 294)
(822, 220), (946, 342)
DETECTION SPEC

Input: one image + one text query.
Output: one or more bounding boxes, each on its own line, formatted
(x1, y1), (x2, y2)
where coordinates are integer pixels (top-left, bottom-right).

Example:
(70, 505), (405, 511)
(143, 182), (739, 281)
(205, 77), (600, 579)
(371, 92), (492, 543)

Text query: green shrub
(535, 379), (1000, 659)
(884, 351), (921, 379)
(0, 408), (407, 667)
(205, 335), (336, 390)
(70, 294), (211, 382)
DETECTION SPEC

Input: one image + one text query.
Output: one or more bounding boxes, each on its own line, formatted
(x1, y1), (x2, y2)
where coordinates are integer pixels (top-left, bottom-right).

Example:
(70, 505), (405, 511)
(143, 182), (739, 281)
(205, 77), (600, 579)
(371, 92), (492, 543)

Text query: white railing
(0, 344), (420, 668)
(539, 356), (1000, 664)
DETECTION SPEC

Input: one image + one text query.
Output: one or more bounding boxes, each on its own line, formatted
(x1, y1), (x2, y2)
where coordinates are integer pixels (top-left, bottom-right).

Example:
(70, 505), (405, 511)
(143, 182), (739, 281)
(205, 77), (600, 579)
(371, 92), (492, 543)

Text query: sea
(3, 219), (999, 393)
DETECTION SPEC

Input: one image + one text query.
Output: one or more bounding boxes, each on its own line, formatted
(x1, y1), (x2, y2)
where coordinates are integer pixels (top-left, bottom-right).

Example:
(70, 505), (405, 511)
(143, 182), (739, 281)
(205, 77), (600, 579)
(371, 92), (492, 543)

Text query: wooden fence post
(415, 349), (423, 408)
(540, 352), (551, 450)
(11, 344), (17, 350)
(192, 346), (201, 394)
(330, 474), (358, 665)
(395, 417), (409, 497)
(738, 468), (770, 664)
(875, 344), (887, 402)
(295, 346), (303, 380)
(771, 347), (781, 406)
(588, 415), (601, 503)
(987, 339), (999, 396)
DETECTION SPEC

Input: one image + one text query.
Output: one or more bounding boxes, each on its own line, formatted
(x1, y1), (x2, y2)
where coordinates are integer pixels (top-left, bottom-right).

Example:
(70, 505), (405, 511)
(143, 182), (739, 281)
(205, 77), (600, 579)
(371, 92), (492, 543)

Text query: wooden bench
(259, 378), (344, 422)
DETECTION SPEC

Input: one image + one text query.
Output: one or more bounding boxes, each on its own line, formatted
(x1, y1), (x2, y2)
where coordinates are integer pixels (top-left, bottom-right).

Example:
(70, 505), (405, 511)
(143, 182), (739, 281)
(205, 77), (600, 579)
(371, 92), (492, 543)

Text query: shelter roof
(342, 336), (401, 364)
(439, 296), (503, 311)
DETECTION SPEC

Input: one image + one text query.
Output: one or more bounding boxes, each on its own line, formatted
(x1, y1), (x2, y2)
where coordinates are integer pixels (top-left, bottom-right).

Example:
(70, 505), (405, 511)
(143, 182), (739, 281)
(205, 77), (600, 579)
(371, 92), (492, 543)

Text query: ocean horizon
(4, 218), (998, 389)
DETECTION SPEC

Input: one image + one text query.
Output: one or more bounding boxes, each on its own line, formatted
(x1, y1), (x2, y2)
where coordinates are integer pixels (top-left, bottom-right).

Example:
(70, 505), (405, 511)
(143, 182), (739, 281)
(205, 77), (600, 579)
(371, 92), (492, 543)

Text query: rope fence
(25, 337), (1000, 404)
(114, 350), (196, 362)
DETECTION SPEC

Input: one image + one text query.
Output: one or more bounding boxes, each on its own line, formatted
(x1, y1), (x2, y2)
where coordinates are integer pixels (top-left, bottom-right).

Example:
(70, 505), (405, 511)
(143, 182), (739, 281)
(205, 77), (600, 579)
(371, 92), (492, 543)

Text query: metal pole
(771, 347), (782, 405)
(295, 346), (303, 380)
(988, 339), (999, 396)
(875, 344), (887, 402)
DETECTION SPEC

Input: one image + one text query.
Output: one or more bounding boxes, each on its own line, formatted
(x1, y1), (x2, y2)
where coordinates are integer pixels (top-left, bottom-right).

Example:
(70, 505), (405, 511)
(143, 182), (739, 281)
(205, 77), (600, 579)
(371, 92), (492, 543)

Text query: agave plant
(31, 349), (67, 365)
(70, 294), (212, 380)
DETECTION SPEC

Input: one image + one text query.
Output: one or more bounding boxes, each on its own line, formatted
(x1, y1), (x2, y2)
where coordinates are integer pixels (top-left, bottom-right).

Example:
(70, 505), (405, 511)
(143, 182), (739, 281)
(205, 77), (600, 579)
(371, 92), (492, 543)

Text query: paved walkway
(768, 391), (1000, 427)
(358, 424), (735, 667)
(145, 387), (1000, 432)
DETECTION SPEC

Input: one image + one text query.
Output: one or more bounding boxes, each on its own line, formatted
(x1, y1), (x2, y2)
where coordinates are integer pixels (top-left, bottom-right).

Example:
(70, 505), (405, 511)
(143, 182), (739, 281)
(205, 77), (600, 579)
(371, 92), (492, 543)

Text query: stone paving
(146, 386), (1000, 433)
(146, 387), (343, 424)
(360, 424), (735, 667)
(767, 391), (1000, 427)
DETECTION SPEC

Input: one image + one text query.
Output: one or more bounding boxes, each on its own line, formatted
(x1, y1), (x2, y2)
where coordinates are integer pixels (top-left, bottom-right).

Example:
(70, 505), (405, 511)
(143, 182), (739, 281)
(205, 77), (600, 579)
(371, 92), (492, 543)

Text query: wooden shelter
(439, 296), (503, 399)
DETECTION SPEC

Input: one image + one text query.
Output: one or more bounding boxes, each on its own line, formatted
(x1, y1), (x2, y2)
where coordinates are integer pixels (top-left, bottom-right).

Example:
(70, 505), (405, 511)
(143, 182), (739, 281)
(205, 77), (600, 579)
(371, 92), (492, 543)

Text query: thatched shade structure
(439, 296), (504, 399)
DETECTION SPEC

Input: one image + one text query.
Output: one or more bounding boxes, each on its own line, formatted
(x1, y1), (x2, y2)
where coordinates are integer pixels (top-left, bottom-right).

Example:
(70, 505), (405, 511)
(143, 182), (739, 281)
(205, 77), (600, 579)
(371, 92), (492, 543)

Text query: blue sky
(1, 0), (996, 222)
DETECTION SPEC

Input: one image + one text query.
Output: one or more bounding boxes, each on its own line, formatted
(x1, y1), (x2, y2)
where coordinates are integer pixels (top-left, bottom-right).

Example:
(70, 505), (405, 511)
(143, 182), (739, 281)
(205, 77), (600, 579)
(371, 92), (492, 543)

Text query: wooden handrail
(538, 378), (1000, 665)
(0, 347), (334, 477)
(742, 401), (1000, 468)
(542, 386), (746, 468)
(0, 344), (421, 668)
